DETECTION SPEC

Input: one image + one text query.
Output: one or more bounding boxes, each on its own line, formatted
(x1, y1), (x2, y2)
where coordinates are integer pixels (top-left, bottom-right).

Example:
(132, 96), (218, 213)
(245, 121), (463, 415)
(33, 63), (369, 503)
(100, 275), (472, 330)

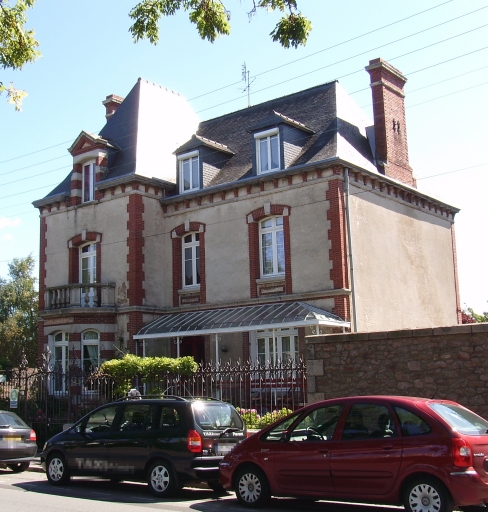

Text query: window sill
(179, 285), (201, 295)
(256, 275), (285, 285)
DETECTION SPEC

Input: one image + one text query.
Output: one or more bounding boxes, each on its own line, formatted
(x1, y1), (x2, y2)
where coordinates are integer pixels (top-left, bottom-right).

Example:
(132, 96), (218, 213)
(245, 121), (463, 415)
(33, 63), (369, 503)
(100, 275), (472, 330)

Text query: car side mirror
(280, 430), (290, 442)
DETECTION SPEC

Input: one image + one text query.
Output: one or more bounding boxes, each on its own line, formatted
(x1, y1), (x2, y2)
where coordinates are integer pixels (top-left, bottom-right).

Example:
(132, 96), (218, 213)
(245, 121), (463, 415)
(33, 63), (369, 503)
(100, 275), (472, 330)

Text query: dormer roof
(68, 131), (115, 157)
(174, 134), (235, 156)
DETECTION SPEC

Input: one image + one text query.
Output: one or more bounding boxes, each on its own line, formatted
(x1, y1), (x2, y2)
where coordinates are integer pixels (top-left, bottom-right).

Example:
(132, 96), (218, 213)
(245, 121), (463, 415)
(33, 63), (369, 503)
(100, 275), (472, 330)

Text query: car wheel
(147, 460), (175, 498)
(46, 453), (70, 486)
(7, 462), (30, 473)
(235, 466), (270, 508)
(404, 478), (453, 512)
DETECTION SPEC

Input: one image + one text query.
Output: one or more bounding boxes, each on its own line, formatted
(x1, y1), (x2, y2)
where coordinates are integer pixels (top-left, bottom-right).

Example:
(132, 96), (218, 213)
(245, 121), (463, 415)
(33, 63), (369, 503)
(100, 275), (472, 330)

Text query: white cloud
(2, 233), (14, 241)
(0, 218), (21, 230)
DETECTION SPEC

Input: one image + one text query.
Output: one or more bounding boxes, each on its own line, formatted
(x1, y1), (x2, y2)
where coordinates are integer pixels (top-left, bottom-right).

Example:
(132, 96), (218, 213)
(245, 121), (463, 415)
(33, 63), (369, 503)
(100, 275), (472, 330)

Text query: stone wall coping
(306, 322), (488, 343)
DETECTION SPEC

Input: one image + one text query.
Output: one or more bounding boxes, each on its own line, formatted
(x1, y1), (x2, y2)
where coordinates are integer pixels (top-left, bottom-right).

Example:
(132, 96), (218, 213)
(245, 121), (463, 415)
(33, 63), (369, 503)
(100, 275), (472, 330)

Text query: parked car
(219, 395), (488, 512)
(40, 395), (246, 496)
(0, 410), (37, 473)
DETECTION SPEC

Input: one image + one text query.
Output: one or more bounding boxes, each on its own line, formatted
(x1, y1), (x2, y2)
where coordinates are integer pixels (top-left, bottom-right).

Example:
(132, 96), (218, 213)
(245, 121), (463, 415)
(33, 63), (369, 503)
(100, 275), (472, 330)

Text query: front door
(180, 336), (205, 363)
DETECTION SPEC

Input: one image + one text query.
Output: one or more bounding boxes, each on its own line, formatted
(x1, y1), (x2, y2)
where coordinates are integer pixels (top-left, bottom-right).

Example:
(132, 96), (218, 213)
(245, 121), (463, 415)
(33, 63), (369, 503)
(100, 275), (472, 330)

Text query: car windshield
(193, 402), (244, 430)
(429, 403), (488, 436)
(0, 412), (28, 428)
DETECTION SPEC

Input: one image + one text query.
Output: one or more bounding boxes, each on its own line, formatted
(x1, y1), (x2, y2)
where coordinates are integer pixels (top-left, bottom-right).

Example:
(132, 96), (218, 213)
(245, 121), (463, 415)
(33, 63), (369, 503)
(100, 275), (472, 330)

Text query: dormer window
(82, 161), (96, 202)
(178, 151), (200, 194)
(255, 128), (280, 174)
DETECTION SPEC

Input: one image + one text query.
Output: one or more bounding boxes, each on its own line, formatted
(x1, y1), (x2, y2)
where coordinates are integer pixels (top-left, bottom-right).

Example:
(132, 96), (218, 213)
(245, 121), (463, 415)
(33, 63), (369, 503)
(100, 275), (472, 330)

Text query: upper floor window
(183, 233), (200, 287)
(82, 161), (96, 202)
(80, 243), (97, 306)
(178, 151), (200, 194)
(260, 216), (284, 277)
(255, 129), (280, 174)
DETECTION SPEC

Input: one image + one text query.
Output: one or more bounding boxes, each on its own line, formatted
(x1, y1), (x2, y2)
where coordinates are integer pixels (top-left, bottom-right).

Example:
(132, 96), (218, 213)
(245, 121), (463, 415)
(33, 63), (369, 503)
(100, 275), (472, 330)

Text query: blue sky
(1, 0), (487, 314)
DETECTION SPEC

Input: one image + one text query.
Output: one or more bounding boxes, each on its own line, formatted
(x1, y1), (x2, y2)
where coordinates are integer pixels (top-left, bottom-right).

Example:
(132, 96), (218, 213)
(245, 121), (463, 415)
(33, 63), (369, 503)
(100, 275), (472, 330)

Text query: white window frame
(80, 242), (97, 307)
(251, 328), (299, 365)
(259, 216), (285, 277)
(255, 128), (280, 174)
(178, 151), (200, 194)
(52, 331), (69, 394)
(82, 330), (100, 375)
(182, 232), (200, 288)
(82, 160), (96, 202)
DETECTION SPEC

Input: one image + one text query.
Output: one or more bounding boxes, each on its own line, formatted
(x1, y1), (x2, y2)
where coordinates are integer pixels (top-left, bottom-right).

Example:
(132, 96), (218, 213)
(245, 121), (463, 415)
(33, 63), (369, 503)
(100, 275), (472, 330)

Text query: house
(33, 58), (461, 378)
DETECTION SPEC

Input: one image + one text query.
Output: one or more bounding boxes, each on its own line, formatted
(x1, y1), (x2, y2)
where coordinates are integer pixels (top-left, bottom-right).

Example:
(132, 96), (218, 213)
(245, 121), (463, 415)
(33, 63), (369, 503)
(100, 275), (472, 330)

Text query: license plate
(215, 443), (234, 456)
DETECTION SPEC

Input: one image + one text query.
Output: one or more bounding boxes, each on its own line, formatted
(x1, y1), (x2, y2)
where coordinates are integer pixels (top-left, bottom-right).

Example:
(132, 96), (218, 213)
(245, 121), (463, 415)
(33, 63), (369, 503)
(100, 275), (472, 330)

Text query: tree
(0, 255), (38, 368)
(461, 304), (488, 324)
(0, 0), (41, 110)
(129, 0), (312, 49)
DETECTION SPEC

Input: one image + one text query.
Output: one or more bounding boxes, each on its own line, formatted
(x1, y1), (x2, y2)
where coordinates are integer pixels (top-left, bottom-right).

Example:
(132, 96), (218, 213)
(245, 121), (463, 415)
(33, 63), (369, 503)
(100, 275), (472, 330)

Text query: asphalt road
(0, 467), (468, 512)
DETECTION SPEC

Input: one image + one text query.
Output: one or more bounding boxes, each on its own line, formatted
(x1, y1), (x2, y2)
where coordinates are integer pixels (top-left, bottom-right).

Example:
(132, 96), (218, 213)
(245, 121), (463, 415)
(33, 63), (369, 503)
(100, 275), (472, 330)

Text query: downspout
(344, 168), (358, 332)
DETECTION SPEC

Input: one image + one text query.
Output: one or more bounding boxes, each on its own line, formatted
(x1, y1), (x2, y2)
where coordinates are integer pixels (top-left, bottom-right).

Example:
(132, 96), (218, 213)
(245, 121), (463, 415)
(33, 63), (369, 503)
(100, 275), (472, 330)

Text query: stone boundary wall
(306, 323), (488, 419)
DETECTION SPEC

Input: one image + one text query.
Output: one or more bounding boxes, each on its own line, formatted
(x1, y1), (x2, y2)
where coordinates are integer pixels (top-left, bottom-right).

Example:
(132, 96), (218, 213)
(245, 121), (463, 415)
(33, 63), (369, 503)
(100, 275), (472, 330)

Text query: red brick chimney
(365, 58), (416, 188)
(102, 94), (124, 120)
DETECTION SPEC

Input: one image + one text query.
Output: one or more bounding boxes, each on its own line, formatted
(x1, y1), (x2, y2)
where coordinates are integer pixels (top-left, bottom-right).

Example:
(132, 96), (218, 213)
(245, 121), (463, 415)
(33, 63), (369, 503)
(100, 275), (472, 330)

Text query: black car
(40, 395), (246, 496)
(0, 410), (37, 473)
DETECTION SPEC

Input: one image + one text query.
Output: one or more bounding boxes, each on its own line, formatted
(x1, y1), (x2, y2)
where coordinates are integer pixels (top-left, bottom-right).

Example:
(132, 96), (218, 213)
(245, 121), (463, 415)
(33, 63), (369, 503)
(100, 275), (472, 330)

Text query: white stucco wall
(349, 185), (458, 330)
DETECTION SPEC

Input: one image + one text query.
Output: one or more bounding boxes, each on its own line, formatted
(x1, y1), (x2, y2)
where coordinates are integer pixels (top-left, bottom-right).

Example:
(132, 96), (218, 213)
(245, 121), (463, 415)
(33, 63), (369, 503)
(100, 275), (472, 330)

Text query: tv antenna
(242, 63), (255, 108)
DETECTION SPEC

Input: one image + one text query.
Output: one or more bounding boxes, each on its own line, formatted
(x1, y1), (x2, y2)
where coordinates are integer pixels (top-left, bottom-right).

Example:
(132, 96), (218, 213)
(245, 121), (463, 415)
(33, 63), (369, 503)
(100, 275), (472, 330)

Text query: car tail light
(452, 438), (473, 468)
(187, 429), (202, 453)
(29, 429), (36, 442)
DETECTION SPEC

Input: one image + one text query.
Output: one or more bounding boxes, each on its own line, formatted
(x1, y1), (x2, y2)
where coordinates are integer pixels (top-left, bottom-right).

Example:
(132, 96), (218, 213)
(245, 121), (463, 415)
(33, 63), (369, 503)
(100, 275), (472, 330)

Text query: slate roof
(37, 78), (377, 202)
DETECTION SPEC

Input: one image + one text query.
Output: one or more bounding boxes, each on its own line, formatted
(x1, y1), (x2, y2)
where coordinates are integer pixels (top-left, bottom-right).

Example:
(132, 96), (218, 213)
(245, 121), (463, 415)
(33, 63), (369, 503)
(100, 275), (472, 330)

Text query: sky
(1, 0), (487, 315)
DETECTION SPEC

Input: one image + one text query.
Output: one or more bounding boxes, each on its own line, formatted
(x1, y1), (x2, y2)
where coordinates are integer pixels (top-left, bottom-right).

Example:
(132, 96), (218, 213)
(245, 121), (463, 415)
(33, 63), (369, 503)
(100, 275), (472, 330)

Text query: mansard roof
(36, 77), (378, 203)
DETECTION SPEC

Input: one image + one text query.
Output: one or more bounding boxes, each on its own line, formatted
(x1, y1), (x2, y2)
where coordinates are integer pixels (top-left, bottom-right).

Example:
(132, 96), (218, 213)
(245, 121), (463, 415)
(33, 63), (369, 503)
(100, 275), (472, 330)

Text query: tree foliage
(129, 0), (312, 48)
(0, 0), (40, 110)
(462, 305), (488, 324)
(0, 255), (38, 367)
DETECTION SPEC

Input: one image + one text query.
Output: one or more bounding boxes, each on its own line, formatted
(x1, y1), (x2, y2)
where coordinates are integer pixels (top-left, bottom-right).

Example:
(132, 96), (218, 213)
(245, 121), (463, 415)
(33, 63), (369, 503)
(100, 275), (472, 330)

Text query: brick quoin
(127, 194), (145, 306)
(127, 311), (145, 354)
(39, 217), (47, 311)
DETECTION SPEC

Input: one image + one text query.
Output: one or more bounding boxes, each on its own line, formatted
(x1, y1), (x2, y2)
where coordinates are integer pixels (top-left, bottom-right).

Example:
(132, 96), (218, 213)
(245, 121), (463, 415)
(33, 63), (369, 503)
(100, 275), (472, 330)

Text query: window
(82, 161), (96, 202)
(178, 152), (199, 193)
(53, 332), (69, 393)
(342, 404), (397, 440)
(82, 330), (100, 374)
(290, 404), (344, 441)
(255, 129), (280, 174)
(80, 243), (97, 306)
(394, 407), (432, 437)
(255, 328), (299, 364)
(260, 216), (284, 276)
(183, 233), (200, 287)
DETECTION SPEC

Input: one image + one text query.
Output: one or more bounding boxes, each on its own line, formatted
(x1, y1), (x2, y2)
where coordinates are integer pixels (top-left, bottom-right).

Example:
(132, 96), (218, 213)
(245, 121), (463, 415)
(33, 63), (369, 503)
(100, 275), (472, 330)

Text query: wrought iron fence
(0, 358), (306, 448)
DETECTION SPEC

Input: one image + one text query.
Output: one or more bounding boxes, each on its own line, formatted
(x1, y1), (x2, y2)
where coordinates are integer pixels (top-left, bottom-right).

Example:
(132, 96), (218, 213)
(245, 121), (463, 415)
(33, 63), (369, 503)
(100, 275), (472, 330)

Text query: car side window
(261, 412), (301, 442)
(341, 403), (397, 440)
(290, 404), (344, 441)
(394, 407), (432, 436)
(158, 407), (181, 429)
(84, 405), (119, 432)
(119, 404), (156, 432)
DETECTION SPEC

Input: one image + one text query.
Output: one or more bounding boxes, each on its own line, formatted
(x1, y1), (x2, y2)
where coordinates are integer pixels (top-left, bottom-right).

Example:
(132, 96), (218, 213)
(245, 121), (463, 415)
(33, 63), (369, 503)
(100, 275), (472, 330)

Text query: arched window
(260, 216), (285, 277)
(183, 232), (200, 287)
(82, 330), (100, 374)
(53, 332), (69, 393)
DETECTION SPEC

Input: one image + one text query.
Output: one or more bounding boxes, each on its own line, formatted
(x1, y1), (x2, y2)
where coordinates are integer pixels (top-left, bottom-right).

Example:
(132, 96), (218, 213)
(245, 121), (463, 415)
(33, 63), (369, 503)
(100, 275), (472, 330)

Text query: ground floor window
(52, 332), (69, 393)
(251, 328), (299, 364)
(82, 330), (100, 374)
(144, 338), (172, 358)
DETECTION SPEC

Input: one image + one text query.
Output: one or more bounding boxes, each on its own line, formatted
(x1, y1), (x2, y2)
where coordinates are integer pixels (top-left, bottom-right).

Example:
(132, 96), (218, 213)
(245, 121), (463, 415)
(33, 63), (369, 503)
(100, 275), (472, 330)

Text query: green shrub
(237, 407), (292, 429)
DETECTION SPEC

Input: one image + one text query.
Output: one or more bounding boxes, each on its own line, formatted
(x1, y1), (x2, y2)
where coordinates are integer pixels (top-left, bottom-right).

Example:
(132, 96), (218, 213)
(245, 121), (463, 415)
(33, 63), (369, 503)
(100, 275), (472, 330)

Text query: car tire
(235, 466), (271, 508)
(147, 460), (176, 498)
(404, 478), (453, 512)
(7, 462), (30, 473)
(46, 453), (70, 486)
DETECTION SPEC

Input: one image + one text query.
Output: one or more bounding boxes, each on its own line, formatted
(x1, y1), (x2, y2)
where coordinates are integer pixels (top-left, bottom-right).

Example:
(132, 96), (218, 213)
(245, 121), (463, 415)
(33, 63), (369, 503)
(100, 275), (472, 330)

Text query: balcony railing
(45, 283), (116, 310)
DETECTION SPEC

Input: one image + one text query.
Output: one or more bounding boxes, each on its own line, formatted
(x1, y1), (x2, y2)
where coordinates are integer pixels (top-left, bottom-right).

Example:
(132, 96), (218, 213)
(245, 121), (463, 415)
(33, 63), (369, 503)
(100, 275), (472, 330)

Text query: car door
(106, 403), (158, 476)
(64, 404), (121, 476)
(273, 404), (344, 494)
(330, 402), (402, 496)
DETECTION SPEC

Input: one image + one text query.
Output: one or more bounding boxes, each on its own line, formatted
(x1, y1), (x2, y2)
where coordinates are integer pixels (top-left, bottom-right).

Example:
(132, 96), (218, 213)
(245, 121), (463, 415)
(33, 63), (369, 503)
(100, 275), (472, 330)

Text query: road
(1, 467), (461, 512)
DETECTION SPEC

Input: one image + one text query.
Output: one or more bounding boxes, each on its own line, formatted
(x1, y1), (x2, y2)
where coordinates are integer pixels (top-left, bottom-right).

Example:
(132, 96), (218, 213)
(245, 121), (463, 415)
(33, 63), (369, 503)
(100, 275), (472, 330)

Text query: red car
(219, 396), (488, 511)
